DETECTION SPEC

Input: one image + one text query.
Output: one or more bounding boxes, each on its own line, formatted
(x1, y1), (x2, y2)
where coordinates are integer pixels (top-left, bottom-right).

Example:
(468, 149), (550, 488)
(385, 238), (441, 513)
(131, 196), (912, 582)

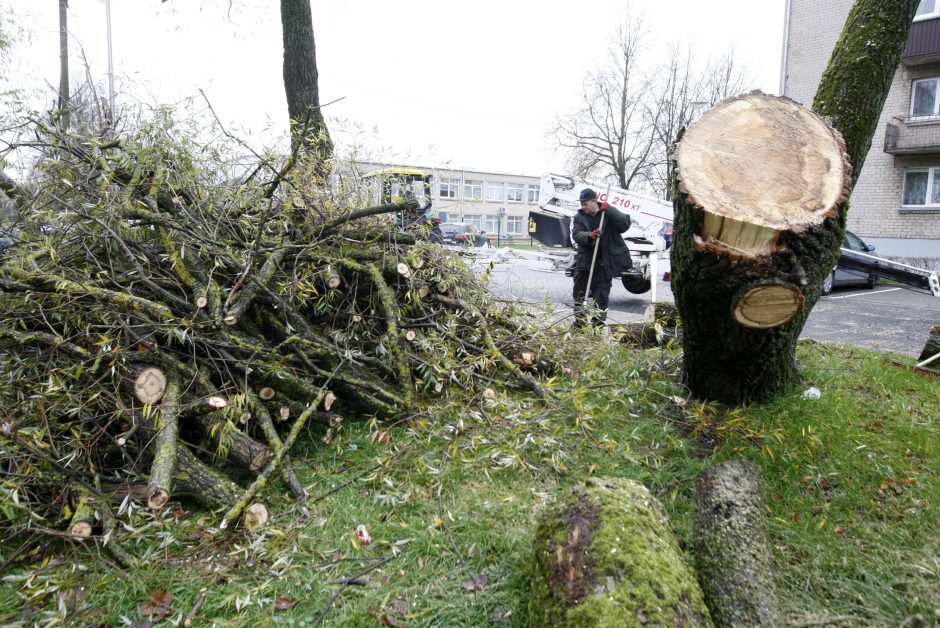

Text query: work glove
(590, 229), (601, 241)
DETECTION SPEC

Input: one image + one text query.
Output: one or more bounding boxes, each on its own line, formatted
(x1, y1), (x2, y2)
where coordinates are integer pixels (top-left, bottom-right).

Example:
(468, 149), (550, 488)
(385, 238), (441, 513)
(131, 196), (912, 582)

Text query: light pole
(105, 0), (114, 111)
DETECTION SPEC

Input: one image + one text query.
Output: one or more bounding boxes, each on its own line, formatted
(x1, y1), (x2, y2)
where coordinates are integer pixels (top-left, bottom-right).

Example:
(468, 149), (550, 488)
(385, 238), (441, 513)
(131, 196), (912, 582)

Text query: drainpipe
(779, 0), (792, 96)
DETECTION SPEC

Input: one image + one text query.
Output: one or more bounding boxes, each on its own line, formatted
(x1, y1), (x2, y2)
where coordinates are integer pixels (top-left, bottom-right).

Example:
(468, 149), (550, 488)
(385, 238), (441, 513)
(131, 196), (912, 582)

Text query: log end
(134, 367), (167, 405)
(732, 283), (804, 329)
(70, 521), (93, 539)
(148, 489), (169, 511)
(243, 503), (269, 532)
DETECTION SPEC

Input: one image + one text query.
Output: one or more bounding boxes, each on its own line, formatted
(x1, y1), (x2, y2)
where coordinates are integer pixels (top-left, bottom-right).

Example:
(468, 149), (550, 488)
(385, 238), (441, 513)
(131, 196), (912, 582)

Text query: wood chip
(259, 387), (276, 401)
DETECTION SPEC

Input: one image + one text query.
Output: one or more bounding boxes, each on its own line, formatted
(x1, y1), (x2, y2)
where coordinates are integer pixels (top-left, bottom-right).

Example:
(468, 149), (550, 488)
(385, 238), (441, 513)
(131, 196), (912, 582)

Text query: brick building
(782, 0), (940, 257)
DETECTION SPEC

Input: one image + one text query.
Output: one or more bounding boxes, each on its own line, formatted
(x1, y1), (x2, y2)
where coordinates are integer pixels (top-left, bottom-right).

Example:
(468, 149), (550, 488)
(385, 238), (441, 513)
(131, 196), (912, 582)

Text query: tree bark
(529, 477), (711, 627)
(280, 0), (332, 164)
(693, 460), (779, 628)
(673, 92), (850, 402)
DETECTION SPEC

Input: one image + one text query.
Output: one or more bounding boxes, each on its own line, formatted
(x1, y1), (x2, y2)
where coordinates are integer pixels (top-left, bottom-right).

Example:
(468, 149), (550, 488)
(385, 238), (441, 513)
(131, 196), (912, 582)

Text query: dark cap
(579, 188), (597, 202)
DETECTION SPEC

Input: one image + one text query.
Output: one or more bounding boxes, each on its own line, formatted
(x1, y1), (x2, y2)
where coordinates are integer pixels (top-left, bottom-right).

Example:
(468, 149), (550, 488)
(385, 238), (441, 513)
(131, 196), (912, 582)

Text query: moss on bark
(529, 477), (711, 627)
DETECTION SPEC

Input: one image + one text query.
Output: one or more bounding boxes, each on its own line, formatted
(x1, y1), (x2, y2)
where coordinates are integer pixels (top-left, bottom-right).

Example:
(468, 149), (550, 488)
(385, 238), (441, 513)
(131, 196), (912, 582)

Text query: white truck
(527, 173), (673, 295)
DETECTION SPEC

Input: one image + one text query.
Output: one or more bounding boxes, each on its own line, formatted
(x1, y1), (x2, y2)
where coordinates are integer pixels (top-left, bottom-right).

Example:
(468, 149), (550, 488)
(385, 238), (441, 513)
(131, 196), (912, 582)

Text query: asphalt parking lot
(475, 250), (939, 358)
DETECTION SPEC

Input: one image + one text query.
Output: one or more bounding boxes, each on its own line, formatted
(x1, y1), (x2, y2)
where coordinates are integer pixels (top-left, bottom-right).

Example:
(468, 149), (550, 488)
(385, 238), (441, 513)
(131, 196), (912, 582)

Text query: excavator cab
(362, 168), (433, 228)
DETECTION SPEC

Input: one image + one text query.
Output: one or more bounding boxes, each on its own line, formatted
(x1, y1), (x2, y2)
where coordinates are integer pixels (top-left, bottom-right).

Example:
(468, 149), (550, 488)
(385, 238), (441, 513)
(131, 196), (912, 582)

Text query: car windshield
(843, 230), (868, 251)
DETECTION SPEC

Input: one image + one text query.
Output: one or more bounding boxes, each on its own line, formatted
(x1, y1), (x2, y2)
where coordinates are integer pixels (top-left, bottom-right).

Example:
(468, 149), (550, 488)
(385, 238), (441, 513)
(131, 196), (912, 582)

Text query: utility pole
(105, 0), (114, 110)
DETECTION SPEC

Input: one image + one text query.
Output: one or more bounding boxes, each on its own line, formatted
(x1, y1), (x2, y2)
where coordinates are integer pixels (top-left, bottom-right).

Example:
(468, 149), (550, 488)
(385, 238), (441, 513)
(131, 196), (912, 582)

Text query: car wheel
(622, 274), (651, 294)
(865, 274), (877, 289)
(821, 271), (834, 296)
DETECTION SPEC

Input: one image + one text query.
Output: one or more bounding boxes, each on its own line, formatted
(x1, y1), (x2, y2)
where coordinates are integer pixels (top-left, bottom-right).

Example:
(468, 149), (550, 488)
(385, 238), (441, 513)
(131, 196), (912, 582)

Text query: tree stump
(693, 460), (779, 627)
(672, 91), (851, 403)
(529, 477), (711, 627)
(917, 323), (940, 364)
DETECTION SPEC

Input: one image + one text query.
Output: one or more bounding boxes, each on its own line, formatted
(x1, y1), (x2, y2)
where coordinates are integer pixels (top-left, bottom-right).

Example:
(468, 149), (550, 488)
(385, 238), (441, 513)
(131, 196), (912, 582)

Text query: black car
(821, 230), (879, 295)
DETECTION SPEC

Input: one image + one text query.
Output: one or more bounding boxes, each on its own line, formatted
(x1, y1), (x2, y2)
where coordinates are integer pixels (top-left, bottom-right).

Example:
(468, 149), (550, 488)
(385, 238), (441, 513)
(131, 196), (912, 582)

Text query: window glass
(507, 216), (524, 234)
(464, 214), (483, 229)
(912, 79), (939, 116)
(486, 216), (500, 232)
(507, 183), (524, 202)
(464, 180), (483, 200)
(843, 231), (866, 251)
(527, 185), (539, 203)
(486, 182), (503, 202)
(439, 177), (459, 199)
(903, 170), (929, 205)
(931, 169), (940, 204)
(916, 0), (937, 18)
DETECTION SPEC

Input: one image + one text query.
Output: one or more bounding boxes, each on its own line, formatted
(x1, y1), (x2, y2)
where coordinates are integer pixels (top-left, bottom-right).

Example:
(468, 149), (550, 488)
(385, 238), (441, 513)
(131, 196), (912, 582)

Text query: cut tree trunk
(672, 92), (850, 403)
(671, 1), (919, 404)
(917, 323), (940, 364)
(693, 460), (779, 627)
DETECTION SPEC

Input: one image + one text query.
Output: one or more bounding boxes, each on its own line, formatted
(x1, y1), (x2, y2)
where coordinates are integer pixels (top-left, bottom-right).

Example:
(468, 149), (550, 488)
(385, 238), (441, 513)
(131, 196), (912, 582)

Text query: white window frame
(485, 215), (501, 233)
(527, 184), (539, 204)
(915, 0), (940, 21)
(439, 177), (459, 199)
(506, 215), (524, 235)
(506, 183), (524, 203)
(464, 180), (483, 201)
(910, 77), (940, 118)
(902, 167), (940, 207)
(463, 214), (483, 230)
(485, 182), (503, 202)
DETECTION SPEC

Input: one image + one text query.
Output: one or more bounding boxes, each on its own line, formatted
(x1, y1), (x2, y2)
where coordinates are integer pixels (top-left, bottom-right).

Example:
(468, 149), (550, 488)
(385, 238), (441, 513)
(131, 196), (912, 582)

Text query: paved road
(475, 250), (940, 357)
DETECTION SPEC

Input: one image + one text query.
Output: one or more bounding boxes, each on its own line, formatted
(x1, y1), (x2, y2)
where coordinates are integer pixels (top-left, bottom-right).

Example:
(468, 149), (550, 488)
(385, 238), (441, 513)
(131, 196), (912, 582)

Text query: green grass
(1, 339), (938, 626)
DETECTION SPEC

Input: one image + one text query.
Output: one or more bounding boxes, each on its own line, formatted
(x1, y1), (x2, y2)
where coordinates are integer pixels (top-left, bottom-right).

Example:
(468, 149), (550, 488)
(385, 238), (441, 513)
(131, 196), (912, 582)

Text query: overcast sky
(12, 0), (786, 175)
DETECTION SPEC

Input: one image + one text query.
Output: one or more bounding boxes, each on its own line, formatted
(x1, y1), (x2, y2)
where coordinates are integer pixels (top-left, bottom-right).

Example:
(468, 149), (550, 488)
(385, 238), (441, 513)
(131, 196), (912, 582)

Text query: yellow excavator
(362, 168), (434, 228)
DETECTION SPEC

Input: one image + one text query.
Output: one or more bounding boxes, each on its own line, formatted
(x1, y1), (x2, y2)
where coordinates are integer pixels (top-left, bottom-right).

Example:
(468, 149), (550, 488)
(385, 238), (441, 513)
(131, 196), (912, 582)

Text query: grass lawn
(1, 337), (938, 626)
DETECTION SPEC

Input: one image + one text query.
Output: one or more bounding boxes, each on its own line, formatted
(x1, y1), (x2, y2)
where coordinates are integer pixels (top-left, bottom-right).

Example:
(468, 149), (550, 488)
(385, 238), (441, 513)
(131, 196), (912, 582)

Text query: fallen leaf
(140, 589), (173, 622)
(461, 573), (488, 592)
(273, 597), (299, 611)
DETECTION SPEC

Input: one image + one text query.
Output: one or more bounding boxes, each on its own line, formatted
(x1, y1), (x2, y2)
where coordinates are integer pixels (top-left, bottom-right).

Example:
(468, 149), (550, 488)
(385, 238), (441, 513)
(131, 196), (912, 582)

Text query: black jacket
(571, 205), (633, 279)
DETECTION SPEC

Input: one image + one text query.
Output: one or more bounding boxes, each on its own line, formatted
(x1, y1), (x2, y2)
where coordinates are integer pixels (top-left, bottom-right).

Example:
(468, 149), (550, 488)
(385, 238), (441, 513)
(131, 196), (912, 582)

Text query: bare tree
(552, 12), (657, 189)
(646, 48), (751, 199)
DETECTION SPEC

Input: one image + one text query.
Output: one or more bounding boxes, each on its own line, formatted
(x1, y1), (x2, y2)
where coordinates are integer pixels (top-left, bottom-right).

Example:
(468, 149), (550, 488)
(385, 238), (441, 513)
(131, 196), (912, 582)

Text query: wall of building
(783, 0), (940, 253)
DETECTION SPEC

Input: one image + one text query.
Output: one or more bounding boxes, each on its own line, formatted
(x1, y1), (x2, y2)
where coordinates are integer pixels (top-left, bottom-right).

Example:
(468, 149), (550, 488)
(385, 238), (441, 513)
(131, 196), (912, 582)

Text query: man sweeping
(570, 188), (633, 328)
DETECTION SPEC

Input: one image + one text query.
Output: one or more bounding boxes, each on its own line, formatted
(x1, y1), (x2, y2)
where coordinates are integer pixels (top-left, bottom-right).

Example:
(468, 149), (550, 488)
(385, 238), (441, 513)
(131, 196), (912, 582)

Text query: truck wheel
(821, 271), (834, 296)
(622, 274), (651, 294)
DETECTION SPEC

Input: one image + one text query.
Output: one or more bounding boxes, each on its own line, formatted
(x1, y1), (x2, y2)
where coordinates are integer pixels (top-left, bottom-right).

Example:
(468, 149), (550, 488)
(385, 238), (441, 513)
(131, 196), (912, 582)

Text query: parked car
(821, 230), (879, 295)
(439, 222), (479, 246)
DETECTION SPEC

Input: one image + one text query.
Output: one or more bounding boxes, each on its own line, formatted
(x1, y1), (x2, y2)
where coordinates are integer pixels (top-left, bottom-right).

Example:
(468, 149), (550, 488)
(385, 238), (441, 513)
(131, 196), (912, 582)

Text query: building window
(486, 182), (503, 202)
(486, 215), (501, 233)
(464, 180), (483, 201)
(507, 216), (524, 234)
(902, 167), (940, 206)
(527, 184), (539, 204)
(911, 78), (940, 117)
(915, 0), (940, 21)
(439, 177), (459, 199)
(507, 183), (524, 202)
(463, 214), (483, 229)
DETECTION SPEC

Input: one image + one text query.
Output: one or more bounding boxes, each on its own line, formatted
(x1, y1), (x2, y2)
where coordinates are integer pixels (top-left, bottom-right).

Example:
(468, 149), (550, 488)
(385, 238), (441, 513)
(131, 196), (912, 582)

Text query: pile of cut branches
(0, 117), (550, 556)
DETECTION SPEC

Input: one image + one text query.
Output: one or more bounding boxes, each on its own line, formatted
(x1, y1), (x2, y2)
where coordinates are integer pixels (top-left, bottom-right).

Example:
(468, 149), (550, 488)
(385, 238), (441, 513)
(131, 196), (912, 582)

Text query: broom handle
(585, 210), (606, 300)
